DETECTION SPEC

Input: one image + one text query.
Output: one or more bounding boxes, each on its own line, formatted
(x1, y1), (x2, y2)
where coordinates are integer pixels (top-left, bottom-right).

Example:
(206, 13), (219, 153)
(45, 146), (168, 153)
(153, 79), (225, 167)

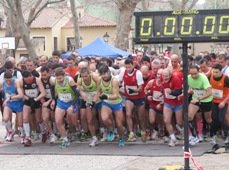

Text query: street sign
(134, 9), (229, 44)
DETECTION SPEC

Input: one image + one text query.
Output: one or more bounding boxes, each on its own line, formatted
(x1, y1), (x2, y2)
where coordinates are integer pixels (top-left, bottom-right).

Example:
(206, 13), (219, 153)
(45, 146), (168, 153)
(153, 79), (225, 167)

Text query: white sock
(170, 134), (176, 141)
(92, 136), (97, 140)
(23, 123), (30, 137)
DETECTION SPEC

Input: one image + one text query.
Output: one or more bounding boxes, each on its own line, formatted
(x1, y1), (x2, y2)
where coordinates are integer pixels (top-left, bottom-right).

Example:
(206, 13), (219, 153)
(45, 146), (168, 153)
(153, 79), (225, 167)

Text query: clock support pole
(182, 42), (191, 170)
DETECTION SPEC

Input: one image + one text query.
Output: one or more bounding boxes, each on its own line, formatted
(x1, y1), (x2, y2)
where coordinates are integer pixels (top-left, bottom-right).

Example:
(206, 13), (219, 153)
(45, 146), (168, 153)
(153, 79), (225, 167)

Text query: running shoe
(31, 131), (39, 141)
(127, 132), (136, 142)
(100, 132), (107, 142)
(141, 131), (147, 143)
(49, 133), (57, 144)
(6, 130), (15, 142)
(151, 130), (158, 140)
(210, 135), (217, 145)
(107, 131), (115, 142)
(70, 132), (79, 141)
(20, 135), (25, 144)
(4, 131), (9, 140)
(59, 138), (70, 149)
(24, 137), (32, 147)
(163, 136), (170, 144)
(189, 136), (200, 146)
(118, 138), (125, 147)
(89, 137), (98, 147)
(198, 134), (204, 142)
(224, 136), (229, 144)
(176, 134), (184, 140)
(168, 139), (178, 147)
(79, 132), (88, 142)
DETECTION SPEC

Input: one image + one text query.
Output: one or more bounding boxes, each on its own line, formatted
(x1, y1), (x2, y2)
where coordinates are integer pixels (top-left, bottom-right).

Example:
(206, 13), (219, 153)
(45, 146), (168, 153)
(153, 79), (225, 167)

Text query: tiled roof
(31, 8), (68, 28)
(1, 7), (116, 29)
(63, 14), (116, 28)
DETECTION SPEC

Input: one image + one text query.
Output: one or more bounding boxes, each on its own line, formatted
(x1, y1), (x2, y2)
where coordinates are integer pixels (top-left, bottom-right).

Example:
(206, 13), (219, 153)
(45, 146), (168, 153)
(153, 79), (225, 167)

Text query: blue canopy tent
(61, 51), (72, 59)
(77, 38), (129, 58)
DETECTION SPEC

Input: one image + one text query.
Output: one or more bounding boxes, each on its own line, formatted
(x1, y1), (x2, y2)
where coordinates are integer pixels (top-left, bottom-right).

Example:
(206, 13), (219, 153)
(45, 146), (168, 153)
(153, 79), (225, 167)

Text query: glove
(128, 88), (136, 94)
(86, 101), (95, 108)
(99, 94), (108, 100)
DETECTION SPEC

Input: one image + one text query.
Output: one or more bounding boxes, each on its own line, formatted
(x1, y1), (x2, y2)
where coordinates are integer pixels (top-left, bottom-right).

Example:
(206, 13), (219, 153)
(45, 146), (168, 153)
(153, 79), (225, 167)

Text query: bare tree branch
(166, 0), (199, 10)
(22, 0), (37, 13)
(188, 0), (199, 10)
(27, 0), (42, 26)
(181, 0), (189, 10)
(27, 0), (65, 26)
(0, 0), (10, 10)
(4, 0), (15, 12)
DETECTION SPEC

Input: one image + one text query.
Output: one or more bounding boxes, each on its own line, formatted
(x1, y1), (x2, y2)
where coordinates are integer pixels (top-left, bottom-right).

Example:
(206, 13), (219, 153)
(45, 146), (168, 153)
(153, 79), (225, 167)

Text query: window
(67, 37), (76, 51)
(54, 37), (58, 51)
(32, 37), (45, 51)
(19, 54), (29, 58)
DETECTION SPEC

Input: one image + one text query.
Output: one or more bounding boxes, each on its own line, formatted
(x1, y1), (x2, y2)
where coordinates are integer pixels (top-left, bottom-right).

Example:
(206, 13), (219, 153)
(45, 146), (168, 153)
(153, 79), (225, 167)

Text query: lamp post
(131, 30), (135, 54)
(103, 32), (110, 43)
(0, 17), (3, 29)
(79, 36), (83, 48)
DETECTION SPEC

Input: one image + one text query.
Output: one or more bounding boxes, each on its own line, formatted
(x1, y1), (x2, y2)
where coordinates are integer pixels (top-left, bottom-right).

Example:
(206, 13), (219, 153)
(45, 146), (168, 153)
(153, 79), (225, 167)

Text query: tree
(141, 0), (150, 11)
(114, 0), (142, 50)
(167, 0), (199, 10)
(1, 0), (65, 59)
(70, 0), (80, 49)
(0, 0), (20, 58)
(202, 0), (229, 9)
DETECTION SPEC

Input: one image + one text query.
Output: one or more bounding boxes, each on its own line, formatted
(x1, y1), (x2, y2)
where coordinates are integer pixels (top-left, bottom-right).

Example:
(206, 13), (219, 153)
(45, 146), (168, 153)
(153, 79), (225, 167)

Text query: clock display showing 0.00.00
(135, 10), (229, 43)
(140, 15), (228, 36)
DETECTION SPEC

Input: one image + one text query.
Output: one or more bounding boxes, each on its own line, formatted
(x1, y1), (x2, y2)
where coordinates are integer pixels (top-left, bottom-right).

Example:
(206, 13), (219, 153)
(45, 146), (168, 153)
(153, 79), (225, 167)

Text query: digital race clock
(134, 9), (229, 44)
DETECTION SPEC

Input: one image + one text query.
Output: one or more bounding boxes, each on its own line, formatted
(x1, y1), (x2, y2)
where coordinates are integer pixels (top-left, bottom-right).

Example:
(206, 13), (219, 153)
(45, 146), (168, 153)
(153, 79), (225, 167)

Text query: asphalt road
(0, 114), (229, 170)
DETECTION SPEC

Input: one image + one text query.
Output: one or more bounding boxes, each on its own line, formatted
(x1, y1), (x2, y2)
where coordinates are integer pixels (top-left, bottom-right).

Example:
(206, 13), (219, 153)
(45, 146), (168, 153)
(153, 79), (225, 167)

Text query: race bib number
(193, 89), (205, 98)
(125, 85), (138, 96)
(25, 89), (39, 98)
(212, 88), (223, 99)
(45, 89), (52, 99)
(153, 91), (163, 101)
(59, 93), (72, 102)
(164, 88), (176, 99)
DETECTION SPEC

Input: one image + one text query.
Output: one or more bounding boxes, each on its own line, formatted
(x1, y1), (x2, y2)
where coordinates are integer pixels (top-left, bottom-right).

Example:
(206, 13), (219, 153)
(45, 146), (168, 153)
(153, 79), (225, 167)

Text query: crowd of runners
(1, 46), (229, 149)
